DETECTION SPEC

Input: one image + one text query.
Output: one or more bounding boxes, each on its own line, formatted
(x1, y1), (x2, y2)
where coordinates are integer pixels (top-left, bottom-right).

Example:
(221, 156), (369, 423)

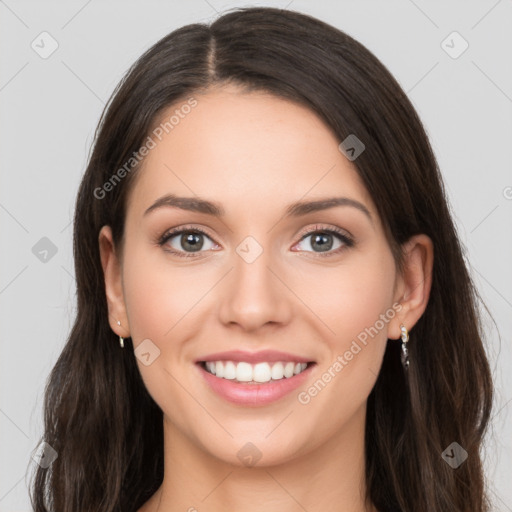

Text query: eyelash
(157, 224), (354, 259)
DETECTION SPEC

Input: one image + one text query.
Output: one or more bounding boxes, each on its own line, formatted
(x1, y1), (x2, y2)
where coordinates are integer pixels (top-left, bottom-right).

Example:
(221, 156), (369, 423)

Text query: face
(104, 85), (406, 466)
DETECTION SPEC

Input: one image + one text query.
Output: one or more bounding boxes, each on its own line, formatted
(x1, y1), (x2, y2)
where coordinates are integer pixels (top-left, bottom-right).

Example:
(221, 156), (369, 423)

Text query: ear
(98, 225), (130, 338)
(389, 234), (434, 340)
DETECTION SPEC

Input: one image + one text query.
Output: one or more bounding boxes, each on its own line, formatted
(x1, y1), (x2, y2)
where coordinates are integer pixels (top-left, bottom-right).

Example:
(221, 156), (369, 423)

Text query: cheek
(122, 245), (213, 343)
(120, 245), (208, 413)
(283, 253), (397, 459)
(299, 248), (397, 403)
(120, 239), (225, 395)
(295, 246), (397, 346)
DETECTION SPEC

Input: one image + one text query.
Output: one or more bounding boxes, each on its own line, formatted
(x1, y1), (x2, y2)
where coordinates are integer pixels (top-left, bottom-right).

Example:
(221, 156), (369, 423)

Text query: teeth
(271, 362), (285, 380)
(237, 362), (253, 382)
(253, 362), (271, 383)
(284, 362), (294, 378)
(223, 361), (236, 379)
(203, 361), (308, 382)
(215, 361), (224, 378)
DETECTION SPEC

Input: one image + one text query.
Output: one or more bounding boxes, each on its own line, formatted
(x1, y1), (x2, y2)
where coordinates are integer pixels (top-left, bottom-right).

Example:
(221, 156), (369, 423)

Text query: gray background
(1, 0), (511, 510)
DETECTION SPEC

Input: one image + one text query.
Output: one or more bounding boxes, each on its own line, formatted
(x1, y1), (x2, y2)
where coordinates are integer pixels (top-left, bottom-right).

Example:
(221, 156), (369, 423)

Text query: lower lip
(197, 362), (315, 406)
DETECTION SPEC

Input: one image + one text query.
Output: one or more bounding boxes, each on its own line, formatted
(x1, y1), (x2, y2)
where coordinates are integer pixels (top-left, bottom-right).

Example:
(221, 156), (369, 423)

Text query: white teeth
(283, 362), (295, 378)
(271, 362), (284, 380)
(203, 360), (310, 382)
(236, 362), (253, 382)
(253, 362), (272, 383)
(223, 361), (236, 380)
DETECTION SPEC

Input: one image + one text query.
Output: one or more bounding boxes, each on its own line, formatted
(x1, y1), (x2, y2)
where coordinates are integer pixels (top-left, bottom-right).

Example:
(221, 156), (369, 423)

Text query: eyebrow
(143, 193), (373, 224)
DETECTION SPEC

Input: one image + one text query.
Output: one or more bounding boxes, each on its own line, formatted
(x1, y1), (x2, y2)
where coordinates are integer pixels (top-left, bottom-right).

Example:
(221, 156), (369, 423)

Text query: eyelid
(296, 223), (353, 241)
(157, 223), (211, 238)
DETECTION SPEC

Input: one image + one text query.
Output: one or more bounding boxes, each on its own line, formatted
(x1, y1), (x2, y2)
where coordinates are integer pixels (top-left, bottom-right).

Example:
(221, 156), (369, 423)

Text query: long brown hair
(29, 7), (494, 511)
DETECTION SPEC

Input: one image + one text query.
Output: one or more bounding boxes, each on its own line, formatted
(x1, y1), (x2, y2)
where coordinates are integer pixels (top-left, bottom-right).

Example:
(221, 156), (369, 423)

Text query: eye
(157, 224), (354, 259)
(158, 226), (218, 258)
(293, 224), (354, 257)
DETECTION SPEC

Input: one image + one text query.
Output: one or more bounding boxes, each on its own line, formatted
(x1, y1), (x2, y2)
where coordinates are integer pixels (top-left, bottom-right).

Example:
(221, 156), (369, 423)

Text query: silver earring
(400, 324), (409, 370)
(117, 320), (125, 349)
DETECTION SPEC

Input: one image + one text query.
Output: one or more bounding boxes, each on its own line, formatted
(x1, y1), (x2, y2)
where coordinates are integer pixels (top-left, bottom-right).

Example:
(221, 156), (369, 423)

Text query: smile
(196, 360), (316, 406)
(202, 360), (309, 383)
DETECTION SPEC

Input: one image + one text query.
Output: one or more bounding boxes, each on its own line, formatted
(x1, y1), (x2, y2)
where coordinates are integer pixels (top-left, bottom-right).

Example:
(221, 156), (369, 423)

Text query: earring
(117, 320), (124, 349)
(400, 324), (409, 370)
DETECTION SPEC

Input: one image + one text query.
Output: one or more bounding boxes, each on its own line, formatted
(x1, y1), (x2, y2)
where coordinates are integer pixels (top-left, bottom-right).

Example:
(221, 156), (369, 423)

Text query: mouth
(195, 357), (317, 406)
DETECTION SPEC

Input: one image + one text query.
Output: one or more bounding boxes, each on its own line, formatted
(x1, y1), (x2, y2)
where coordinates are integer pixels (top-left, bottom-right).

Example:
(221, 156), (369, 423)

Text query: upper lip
(195, 350), (314, 364)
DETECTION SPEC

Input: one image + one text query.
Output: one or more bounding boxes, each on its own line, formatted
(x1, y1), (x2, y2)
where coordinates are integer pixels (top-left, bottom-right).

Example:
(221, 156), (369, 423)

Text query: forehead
(126, 86), (376, 223)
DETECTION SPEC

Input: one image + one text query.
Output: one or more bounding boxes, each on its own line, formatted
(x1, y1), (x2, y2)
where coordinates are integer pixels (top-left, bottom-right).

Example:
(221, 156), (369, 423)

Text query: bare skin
(99, 85), (433, 512)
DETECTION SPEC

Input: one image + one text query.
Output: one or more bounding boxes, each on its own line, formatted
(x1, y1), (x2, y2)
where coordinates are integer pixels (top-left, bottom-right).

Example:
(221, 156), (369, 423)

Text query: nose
(217, 240), (293, 332)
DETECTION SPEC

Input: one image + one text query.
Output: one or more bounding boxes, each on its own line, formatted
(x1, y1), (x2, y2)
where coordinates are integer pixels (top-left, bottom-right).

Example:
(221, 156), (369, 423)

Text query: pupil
(182, 233), (203, 252)
(312, 233), (332, 252)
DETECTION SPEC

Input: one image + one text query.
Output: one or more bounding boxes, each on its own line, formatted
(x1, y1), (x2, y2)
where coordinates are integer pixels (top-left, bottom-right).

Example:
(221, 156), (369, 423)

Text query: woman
(29, 7), (494, 512)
